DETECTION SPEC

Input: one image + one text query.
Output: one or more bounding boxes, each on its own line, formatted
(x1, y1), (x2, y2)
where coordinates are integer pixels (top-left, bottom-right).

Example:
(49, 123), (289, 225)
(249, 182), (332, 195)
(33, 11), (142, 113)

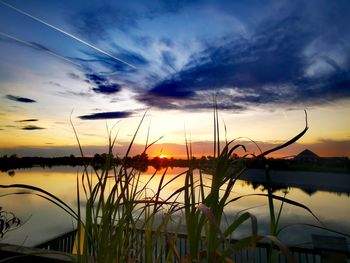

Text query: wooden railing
(35, 229), (350, 263)
(0, 243), (73, 263)
(36, 230), (77, 254)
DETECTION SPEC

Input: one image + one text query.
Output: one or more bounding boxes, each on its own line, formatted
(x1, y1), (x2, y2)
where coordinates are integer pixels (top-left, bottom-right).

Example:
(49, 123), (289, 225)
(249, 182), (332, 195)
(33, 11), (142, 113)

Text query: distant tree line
(0, 154), (86, 172)
(1, 153), (349, 173)
(0, 153), (213, 172)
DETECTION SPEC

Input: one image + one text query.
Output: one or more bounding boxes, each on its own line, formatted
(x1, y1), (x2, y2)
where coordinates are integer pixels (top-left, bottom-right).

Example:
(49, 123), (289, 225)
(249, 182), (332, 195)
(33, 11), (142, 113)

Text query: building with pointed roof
(294, 149), (320, 163)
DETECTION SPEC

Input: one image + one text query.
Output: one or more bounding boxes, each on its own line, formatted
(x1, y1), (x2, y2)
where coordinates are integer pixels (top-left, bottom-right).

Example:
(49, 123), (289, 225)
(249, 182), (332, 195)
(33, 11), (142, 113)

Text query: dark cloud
(92, 84), (121, 94)
(16, 119), (38, 122)
(78, 111), (133, 120)
(21, 125), (45, 130)
(86, 73), (106, 84)
(137, 14), (350, 110)
(149, 81), (194, 99)
(6, 95), (36, 103)
(85, 73), (122, 94)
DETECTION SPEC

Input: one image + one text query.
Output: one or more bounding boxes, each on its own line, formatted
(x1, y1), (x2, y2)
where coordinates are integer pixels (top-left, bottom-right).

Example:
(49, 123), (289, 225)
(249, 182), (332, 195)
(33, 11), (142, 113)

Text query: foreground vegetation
(1, 108), (349, 263)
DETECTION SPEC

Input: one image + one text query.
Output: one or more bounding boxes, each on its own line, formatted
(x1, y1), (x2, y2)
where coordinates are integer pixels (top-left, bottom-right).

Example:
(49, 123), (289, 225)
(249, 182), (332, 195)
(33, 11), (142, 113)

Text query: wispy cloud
(78, 111), (133, 120)
(6, 95), (36, 103)
(57, 90), (92, 98)
(80, 46), (148, 76)
(67, 72), (81, 80)
(0, 0), (136, 69)
(46, 81), (62, 87)
(0, 32), (81, 67)
(16, 119), (38, 122)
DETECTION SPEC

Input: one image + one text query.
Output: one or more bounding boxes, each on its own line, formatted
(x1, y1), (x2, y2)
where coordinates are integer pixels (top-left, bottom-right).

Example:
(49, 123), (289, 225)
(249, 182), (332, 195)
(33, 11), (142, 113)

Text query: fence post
(312, 234), (348, 263)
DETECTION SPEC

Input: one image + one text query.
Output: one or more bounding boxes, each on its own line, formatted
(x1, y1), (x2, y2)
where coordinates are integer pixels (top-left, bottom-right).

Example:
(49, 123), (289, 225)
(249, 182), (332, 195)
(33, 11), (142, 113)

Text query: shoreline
(242, 169), (350, 194)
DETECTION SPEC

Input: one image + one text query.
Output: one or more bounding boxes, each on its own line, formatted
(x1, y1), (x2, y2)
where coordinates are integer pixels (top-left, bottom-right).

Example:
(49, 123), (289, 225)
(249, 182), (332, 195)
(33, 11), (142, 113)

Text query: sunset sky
(0, 0), (349, 158)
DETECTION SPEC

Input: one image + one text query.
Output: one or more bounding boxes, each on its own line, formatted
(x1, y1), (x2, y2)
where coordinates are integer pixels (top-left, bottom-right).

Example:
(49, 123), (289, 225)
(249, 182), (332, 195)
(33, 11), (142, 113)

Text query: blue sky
(0, 0), (349, 157)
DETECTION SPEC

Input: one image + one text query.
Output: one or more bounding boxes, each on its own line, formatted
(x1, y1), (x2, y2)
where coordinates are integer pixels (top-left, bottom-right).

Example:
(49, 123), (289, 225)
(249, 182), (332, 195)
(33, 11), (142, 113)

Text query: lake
(1, 166), (349, 250)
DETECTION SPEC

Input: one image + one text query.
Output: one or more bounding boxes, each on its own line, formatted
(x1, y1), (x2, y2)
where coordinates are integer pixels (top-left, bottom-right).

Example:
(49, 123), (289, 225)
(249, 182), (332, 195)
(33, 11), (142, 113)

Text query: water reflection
(0, 166), (349, 249)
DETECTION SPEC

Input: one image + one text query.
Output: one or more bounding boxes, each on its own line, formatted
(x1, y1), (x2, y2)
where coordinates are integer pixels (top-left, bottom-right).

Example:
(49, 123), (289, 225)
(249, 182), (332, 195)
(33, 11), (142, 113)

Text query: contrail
(0, 0), (136, 69)
(0, 31), (81, 67)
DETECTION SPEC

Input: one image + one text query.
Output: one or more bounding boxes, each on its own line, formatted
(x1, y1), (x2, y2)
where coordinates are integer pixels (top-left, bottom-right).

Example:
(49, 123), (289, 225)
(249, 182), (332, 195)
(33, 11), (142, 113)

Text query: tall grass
(71, 112), (180, 262)
(174, 106), (313, 262)
(0, 207), (21, 239)
(1, 106), (342, 263)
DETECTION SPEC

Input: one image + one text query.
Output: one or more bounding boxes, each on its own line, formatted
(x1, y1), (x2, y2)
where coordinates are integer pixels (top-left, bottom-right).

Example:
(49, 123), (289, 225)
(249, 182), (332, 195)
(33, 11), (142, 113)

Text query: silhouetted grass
(2, 105), (349, 263)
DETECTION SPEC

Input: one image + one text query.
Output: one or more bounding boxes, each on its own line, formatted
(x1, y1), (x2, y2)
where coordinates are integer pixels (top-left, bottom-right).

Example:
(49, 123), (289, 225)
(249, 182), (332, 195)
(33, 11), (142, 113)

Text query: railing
(36, 229), (350, 263)
(36, 230), (77, 254)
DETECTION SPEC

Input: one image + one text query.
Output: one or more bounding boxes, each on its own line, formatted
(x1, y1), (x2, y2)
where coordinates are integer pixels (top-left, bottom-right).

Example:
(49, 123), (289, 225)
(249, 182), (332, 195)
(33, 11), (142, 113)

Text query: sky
(0, 0), (349, 158)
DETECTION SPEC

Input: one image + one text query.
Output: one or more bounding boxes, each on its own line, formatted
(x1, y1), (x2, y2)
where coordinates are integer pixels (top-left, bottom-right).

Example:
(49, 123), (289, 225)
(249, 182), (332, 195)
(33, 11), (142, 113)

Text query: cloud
(149, 80), (194, 99)
(46, 81), (62, 87)
(136, 12), (350, 110)
(307, 139), (350, 157)
(71, 5), (138, 42)
(82, 45), (149, 75)
(78, 111), (133, 120)
(132, 35), (154, 48)
(92, 84), (121, 94)
(85, 73), (123, 95)
(6, 95), (36, 103)
(57, 90), (92, 98)
(21, 125), (45, 130)
(161, 51), (177, 71)
(69, 1), (195, 43)
(16, 119), (39, 122)
(138, 17), (309, 108)
(0, 33), (80, 67)
(67, 72), (81, 80)
(86, 73), (106, 84)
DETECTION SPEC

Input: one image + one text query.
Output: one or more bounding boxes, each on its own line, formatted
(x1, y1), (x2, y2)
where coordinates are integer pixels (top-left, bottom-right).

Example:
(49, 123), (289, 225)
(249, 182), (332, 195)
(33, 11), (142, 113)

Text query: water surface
(1, 166), (349, 250)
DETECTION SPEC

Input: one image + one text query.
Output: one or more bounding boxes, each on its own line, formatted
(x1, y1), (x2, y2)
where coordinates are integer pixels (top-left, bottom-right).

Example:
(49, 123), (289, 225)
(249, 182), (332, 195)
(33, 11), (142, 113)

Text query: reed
(2, 105), (345, 263)
(0, 207), (20, 239)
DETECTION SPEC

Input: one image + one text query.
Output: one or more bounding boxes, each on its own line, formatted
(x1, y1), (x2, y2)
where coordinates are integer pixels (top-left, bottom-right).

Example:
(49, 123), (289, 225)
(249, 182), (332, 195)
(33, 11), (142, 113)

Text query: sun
(158, 154), (167, 159)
